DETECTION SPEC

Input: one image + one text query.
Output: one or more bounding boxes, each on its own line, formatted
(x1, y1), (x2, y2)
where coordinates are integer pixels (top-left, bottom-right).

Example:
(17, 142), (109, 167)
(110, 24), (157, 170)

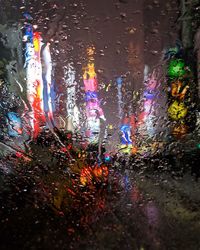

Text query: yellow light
(33, 37), (39, 52)
(168, 100), (187, 120)
(35, 82), (42, 99)
(108, 124), (113, 129)
(83, 63), (96, 79)
(83, 71), (87, 80)
(87, 63), (96, 78)
(80, 176), (87, 186)
(120, 144), (132, 154)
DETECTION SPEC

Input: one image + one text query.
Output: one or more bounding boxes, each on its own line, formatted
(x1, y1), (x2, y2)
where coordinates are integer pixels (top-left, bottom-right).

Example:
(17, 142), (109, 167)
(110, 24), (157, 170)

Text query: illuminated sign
(168, 100), (187, 120)
(168, 59), (186, 78)
(120, 125), (132, 145)
(24, 15), (55, 138)
(83, 47), (105, 143)
(142, 69), (158, 137)
(85, 91), (98, 101)
(171, 80), (189, 100)
(166, 48), (194, 138)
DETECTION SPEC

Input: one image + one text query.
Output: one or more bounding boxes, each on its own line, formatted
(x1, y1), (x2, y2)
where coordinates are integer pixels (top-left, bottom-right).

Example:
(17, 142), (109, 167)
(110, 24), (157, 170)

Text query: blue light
(105, 155), (111, 162)
(85, 91), (98, 101)
(6, 112), (22, 137)
(120, 125), (132, 145)
(116, 77), (123, 86)
(143, 90), (156, 100)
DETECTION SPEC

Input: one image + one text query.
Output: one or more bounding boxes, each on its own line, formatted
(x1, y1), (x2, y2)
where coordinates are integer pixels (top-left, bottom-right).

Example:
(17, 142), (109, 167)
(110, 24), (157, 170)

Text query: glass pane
(0, 1), (199, 249)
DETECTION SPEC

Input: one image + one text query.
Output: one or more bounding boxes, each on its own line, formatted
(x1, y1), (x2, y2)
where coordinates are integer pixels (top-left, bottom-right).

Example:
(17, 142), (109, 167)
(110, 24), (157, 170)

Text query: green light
(197, 144), (200, 149)
(168, 59), (186, 78)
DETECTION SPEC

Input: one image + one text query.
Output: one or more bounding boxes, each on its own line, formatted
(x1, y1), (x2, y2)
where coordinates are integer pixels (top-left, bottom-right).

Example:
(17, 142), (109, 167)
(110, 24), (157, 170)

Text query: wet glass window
(0, 0), (200, 249)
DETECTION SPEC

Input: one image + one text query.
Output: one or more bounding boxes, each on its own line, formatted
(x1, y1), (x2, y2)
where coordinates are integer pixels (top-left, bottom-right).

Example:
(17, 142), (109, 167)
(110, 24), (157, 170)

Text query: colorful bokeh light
(168, 59), (186, 78)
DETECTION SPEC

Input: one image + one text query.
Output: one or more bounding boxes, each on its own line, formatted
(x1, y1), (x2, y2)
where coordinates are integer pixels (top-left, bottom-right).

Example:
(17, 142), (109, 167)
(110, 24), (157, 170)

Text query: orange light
(80, 167), (92, 186)
(171, 80), (189, 100)
(131, 146), (138, 154)
(93, 166), (103, 177)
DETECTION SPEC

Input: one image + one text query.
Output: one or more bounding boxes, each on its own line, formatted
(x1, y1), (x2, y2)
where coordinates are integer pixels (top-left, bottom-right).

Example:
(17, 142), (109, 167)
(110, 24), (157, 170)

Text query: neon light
(83, 47), (105, 143)
(116, 77), (138, 151)
(64, 63), (80, 131)
(120, 125), (132, 145)
(33, 36), (39, 52)
(166, 45), (194, 139)
(168, 100), (187, 120)
(168, 59), (186, 78)
(143, 90), (156, 100)
(83, 63), (96, 79)
(142, 69), (158, 137)
(6, 112), (23, 137)
(24, 16), (49, 138)
(171, 80), (189, 100)
(85, 91), (98, 101)
(104, 154), (111, 162)
(83, 78), (98, 92)
(42, 42), (55, 123)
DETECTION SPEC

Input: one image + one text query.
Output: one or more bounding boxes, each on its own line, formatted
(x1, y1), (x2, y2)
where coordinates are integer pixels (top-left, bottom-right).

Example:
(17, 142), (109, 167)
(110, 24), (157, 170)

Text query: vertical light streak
(24, 15), (54, 138)
(116, 77), (123, 122)
(65, 63), (79, 131)
(117, 77), (133, 152)
(42, 42), (54, 124)
(83, 47), (105, 143)
(143, 69), (157, 138)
